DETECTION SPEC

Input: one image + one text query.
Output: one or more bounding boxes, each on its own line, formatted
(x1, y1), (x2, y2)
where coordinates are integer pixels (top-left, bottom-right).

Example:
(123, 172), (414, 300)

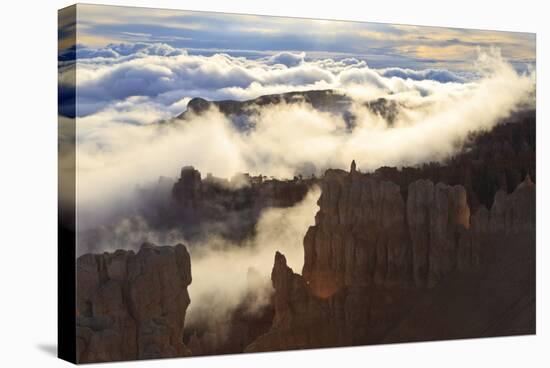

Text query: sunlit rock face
(303, 169), (410, 296)
(248, 170), (535, 352)
(76, 243), (192, 363)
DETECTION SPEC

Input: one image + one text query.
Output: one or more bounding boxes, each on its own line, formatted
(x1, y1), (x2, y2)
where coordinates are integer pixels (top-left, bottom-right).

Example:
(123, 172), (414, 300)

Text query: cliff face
(76, 243), (192, 363)
(302, 170), (475, 293)
(248, 169), (535, 352)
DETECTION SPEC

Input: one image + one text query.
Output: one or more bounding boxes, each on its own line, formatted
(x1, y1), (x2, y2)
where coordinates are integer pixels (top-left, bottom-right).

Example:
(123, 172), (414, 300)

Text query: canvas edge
(58, 4), (77, 364)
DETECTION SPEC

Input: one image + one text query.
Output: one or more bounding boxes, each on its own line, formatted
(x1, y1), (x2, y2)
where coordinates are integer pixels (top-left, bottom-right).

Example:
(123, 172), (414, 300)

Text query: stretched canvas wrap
(58, 3), (536, 364)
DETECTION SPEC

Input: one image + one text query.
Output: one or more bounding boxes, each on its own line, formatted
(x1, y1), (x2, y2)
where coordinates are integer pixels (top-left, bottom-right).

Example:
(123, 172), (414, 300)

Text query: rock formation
(172, 166), (202, 209)
(172, 166), (315, 210)
(171, 166), (317, 241)
(248, 168), (535, 352)
(176, 89), (401, 129)
(76, 243), (192, 363)
(246, 252), (336, 352)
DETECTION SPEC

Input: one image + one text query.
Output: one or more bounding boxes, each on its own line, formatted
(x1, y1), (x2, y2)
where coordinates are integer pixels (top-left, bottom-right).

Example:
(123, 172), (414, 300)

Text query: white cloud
(264, 51), (305, 67)
(69, 42), (486, 121)
(380, 67), (468, 83)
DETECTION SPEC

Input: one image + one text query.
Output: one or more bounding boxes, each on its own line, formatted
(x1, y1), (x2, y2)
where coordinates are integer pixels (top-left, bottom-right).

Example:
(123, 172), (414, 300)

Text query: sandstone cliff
(76, 243), (192, 363)
(248, 169), (535, 352)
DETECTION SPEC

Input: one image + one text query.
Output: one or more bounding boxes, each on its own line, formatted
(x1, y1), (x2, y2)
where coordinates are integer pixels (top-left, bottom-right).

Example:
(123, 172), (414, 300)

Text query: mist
(184, 187), (320, 341)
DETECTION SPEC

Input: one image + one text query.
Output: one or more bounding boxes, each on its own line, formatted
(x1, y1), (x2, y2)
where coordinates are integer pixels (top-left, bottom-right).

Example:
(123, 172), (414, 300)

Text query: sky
(66, 4), (535, 70)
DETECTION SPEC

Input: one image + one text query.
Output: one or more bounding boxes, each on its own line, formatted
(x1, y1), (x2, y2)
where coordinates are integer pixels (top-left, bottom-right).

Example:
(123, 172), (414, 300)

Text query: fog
(184, 187), (320, 341)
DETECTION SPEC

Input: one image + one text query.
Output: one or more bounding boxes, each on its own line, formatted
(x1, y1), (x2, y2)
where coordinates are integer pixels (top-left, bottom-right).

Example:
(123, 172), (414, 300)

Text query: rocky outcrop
(302, 170), (477, 292)
(173, 166), (315, 211)
(383, 174), (535, 343)
(172, 166), (202, 208)
(248, 169), (535, 352)
(177, 90), (351, 123)
(246, 252), (336, 352)
(76, 243), (192, 363)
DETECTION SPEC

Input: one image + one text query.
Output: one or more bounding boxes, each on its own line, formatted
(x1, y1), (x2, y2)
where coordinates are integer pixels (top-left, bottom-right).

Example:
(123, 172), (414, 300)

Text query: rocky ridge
(176, 89), (400, 129)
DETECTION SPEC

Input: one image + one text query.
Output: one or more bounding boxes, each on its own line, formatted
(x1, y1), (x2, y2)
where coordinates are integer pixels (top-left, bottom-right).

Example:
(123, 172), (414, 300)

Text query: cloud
(338, 67), (390, 89)
(74, 42), (186, 61)
(265, 51), (305, 67)
(76, 50), (334, 99)
(185, 187), (320, 335)
(67, 42), (499, 121)
(380, 67), (468, 83)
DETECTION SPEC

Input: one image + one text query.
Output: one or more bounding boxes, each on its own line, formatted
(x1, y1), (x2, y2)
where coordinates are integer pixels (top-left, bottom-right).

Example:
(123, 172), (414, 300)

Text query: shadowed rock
(176, 89), (401, 129)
